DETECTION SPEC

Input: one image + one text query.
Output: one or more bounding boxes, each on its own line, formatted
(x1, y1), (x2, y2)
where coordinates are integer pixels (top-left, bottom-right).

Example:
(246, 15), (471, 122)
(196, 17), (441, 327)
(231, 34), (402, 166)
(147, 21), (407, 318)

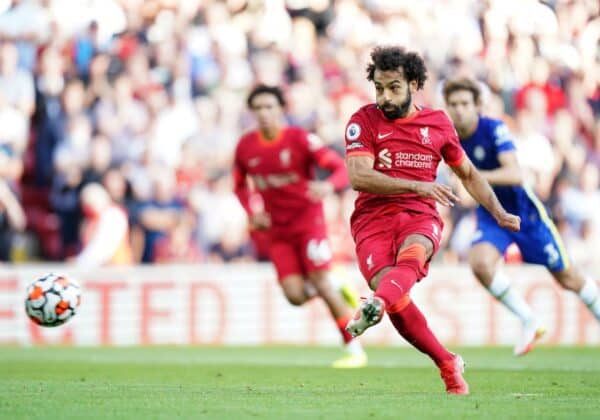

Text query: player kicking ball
(343, 46), (521, 395)
(443, 77), (600, 356)
(233, 84), (366, 368)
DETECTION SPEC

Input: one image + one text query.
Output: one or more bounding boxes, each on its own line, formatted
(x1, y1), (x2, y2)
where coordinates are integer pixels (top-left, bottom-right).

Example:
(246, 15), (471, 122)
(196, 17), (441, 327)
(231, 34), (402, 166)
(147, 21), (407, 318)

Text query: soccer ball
(25, 273), (81, 327)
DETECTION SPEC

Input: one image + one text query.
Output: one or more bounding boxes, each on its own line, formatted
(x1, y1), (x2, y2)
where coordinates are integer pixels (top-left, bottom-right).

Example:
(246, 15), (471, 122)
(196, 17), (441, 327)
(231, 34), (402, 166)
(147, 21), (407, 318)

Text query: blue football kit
(460, 116), (568, 272)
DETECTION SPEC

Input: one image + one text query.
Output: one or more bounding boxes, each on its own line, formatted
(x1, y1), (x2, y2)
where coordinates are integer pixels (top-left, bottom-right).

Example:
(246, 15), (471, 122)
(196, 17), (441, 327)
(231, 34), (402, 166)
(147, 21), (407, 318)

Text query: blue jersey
(460, 116), (531, 217)
(460, 116), (569, 272)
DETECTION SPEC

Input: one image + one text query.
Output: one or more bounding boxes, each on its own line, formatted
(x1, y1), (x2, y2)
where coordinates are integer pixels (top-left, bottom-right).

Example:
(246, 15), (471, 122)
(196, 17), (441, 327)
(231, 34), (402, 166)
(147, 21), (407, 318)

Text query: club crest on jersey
(366, 254), (374, 270)
(280, 148), (291, 167)
(346, 123), (361, 140)
(474, 145), (486, 161)
(420, 127), (431, 145)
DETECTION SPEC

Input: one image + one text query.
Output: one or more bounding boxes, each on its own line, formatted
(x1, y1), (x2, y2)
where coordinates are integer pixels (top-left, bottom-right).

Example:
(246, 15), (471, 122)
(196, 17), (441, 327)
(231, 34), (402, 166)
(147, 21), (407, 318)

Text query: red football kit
(345, 104), (465, 281)
(234, 126), (348, 280)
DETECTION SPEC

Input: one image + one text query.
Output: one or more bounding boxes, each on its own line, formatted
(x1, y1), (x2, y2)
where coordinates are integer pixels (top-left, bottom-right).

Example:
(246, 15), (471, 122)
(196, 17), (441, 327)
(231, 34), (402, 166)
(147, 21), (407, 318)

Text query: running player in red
(234, 84), (366, 368)
(343, 46), (521, 394)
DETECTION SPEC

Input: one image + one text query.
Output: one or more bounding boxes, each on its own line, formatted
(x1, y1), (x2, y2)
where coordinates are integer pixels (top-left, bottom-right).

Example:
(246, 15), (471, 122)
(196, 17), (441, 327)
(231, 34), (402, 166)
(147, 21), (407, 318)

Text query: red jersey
(344, 104), (465, 229)
(234, 126), (347, 235)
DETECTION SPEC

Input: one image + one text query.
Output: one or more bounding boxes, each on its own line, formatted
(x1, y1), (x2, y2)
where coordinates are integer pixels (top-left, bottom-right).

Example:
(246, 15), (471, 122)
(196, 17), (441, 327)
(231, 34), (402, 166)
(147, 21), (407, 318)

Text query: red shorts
(352, 210), (443, 283)
(269, 224), (332, 281)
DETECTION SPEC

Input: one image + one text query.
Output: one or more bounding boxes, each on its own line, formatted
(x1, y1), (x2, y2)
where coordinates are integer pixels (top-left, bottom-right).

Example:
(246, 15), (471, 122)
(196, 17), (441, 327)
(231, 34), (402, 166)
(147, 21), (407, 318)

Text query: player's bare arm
(478, 151), (523, 186)
(450, 156), (521, 231)
(347, 155), (459, 207)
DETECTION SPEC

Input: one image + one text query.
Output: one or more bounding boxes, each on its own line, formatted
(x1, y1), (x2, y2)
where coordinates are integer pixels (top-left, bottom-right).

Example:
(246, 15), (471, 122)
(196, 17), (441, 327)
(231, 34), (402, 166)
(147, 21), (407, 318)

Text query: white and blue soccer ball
(25, 273), (81, 327)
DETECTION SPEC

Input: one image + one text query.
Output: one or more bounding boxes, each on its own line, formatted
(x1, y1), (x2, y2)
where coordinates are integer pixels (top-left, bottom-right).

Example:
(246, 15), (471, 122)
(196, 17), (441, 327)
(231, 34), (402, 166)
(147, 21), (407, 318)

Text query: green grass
(1, 346), (599, 419)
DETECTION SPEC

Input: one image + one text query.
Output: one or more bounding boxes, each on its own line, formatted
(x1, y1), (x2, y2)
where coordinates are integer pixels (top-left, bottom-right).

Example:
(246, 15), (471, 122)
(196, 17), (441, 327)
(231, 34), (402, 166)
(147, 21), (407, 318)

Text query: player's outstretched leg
(386, 293), (469, 395)
(552, 269), (600, 322)
(469, 244), (545, 356)
(280, 275), (316, 306)
(489, 271), (545, 356)
(353, 242), (469, 394)
(309, 272), (367, 368)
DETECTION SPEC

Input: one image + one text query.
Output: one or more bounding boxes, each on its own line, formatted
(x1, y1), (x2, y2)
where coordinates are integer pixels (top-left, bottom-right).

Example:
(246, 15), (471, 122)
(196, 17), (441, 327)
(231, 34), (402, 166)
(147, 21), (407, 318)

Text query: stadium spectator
(75, 182), (132, 267)
(0, 42), (34, 119)
(153, 212), (202, 263)
(0, 107), (25, 183)
(0, 0), (594, 267)
(134, 169), (184, 263)
(0, 178), (26, 261)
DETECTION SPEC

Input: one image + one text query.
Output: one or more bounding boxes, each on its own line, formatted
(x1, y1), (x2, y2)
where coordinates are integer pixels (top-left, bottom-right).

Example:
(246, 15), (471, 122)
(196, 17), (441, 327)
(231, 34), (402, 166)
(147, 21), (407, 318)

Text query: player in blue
(443, 78), (600, 356)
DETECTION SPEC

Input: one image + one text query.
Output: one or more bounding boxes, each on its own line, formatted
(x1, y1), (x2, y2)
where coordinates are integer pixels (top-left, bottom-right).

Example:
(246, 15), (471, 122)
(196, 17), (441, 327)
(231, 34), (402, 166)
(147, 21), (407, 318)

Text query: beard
(380, 91), (412, 120)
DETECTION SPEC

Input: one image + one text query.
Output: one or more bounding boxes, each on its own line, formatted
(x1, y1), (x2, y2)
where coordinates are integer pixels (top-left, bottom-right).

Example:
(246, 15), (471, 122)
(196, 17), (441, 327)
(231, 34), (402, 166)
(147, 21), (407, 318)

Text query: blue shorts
(472, 205), (570, 273)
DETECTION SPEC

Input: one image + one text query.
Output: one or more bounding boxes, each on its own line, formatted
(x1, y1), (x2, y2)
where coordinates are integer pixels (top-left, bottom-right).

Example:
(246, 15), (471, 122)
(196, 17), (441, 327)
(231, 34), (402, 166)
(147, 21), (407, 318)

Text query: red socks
(374, 266), (416, 308)
(387, 300), (453, 366)
(336, 316), (354, 344)
(374, 243), (425, 307)
(375, 243), (453, 366)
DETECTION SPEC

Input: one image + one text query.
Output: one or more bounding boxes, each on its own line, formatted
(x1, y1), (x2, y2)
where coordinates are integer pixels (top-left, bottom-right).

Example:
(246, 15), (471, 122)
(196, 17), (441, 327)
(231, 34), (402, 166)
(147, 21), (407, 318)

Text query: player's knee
(400, 236), (434, 260)
(307, 273), (331, 294)
(284, 289), (307, 306)
(369, 267), (392, 291)
(281, 276), (309, 306)
(468, 244), (502, 285)
(552, 269), (583, 292)
(469, 258), (495, 284)
(394, 243), (428, 280)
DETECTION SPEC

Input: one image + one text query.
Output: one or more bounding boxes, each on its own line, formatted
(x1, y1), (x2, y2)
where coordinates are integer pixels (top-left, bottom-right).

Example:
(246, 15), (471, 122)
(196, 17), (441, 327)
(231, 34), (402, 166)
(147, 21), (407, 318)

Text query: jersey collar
(257, 127), (285, 146)
(393, 105), (421, 123)
(376, 104), (422, 123)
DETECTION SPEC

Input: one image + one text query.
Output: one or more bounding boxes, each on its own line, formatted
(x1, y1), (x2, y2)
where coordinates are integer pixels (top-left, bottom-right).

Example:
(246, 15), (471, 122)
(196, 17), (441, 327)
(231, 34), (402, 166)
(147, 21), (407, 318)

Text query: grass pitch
(0, 346), (598, 419)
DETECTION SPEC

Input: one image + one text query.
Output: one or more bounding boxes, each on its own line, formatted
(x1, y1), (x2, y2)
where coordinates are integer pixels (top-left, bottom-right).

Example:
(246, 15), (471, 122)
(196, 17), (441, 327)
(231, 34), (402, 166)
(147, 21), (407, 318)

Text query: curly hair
(366, 46), (428, 89)
(247, 84), (286, 108)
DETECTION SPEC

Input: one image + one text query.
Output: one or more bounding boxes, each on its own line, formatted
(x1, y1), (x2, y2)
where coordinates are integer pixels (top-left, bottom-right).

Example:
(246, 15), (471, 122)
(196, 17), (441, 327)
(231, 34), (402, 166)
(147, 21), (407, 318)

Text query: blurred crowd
(0, 0), (598, 268)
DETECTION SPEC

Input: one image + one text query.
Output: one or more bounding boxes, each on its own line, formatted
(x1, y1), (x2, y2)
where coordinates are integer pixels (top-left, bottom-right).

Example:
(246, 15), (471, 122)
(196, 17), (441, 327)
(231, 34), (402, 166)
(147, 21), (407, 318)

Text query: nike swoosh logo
(378, 132), (392, 139)
(390, 279), (404, 293)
